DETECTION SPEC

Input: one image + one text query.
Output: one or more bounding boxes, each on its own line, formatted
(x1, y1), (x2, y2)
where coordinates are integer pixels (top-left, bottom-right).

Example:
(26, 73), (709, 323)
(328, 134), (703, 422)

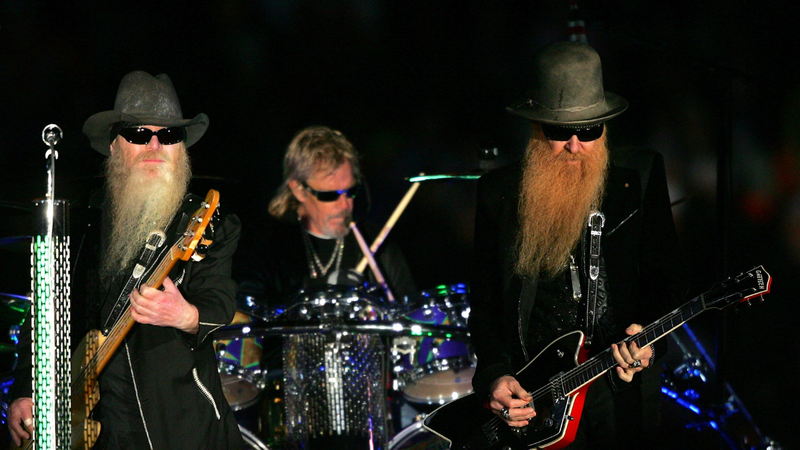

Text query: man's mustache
(134, 150), (171, 164)
(330, 211), (352, 222)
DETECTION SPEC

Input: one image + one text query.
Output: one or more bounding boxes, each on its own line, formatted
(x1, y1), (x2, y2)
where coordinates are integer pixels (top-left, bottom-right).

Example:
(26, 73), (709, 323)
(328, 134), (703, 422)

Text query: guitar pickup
(480, 422), (500, 445)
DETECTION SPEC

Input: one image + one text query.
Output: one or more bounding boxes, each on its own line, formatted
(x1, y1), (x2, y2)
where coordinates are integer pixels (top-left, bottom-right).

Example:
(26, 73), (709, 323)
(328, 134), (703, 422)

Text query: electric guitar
(423, 265), (772, 450)
(68, 189), (220, 450)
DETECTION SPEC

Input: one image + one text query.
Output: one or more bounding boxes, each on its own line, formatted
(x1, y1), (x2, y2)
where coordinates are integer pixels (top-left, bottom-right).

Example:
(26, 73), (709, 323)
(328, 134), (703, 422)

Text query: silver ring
(501, 407), (512, 421)
(629, 359), (642, 369)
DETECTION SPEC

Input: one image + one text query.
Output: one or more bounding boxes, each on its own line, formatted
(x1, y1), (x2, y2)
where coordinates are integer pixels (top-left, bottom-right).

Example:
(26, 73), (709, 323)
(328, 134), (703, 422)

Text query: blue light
(662, 387), (678, 399)
(676, 397), (701, 414)
(662, 387), (701, 414)
(684, 389), (701, 400)
(709, 421), (719, 430)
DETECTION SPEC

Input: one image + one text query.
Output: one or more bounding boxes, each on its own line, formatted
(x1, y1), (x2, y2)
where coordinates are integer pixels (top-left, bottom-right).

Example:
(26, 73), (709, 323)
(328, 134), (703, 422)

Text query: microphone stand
(31, 124), (71, 449)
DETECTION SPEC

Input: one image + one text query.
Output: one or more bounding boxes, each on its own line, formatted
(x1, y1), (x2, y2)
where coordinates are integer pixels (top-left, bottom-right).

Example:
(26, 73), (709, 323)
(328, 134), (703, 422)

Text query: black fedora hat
(507, 42), (628, 126)
(83, 71), (209, 155)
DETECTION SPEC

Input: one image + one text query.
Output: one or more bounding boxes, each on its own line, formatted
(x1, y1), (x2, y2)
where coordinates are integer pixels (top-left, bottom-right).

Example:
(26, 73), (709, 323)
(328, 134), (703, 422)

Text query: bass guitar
(68, 189), (220, 450)
(423, 265), (772, 450)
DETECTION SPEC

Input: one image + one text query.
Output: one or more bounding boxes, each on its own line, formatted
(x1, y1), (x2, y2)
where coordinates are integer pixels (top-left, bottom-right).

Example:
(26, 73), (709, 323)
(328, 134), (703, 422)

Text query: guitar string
(522, 304), (691, 404)
(469, 308), (692, 431)
(477, 278), (756, 433)
(555, 279), (751, 393)
(74, 247), (177, 390)
(72, 219), (199, 393)
(476, 304), (710, 444)
(555, 304), (695, 396)
(72, 198), (219, 416)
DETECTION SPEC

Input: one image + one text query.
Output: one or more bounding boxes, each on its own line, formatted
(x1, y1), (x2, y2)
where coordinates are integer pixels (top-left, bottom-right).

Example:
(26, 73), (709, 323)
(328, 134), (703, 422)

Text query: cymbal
(406, 173), (482, 183)
(1, 292), (30, 313)
(0, 235), (30, 253)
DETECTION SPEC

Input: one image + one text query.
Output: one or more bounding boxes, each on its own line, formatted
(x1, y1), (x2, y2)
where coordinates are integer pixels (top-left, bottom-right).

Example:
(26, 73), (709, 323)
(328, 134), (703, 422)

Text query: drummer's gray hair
(268, 126), (362, 219)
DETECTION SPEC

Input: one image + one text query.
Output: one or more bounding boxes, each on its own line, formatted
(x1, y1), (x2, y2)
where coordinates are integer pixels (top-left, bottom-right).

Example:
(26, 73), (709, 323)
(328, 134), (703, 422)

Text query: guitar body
(425, 331), (590, 450)
(424, 266), (772, 450)
(70, 330), (105, 450)
(65, 190), (220, 450)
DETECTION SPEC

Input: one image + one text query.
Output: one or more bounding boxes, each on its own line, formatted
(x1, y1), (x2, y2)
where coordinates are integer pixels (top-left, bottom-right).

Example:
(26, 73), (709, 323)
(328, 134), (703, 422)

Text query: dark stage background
(2, 0), (799, 448)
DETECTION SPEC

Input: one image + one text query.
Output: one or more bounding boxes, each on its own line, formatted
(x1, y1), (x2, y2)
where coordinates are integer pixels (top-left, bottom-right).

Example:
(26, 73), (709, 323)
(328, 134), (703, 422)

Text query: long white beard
(101, 147), (191, 279)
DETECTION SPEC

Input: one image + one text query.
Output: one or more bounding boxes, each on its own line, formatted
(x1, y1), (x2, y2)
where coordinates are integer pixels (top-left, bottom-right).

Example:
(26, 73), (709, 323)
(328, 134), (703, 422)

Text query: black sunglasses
(541, 123), (604, 142)
(302, 182), (360, 202)
(118, 127), (187, 146)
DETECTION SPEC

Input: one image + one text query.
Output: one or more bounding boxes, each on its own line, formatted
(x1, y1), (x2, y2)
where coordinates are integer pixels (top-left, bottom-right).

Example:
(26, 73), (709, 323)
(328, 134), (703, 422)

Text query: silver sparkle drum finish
(281, 286), (389, 449)
(392, 284), (475, 405)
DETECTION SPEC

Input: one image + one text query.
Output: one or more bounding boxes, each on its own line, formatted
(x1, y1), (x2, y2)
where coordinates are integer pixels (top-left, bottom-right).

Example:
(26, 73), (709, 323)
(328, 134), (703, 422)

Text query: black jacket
(469, 148), (686, 399)
(12, 193), (245, 450)
(233, 214), (417, 310)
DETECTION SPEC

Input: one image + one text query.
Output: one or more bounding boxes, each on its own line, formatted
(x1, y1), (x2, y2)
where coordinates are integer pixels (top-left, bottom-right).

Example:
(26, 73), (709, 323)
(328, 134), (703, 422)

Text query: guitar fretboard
(552, 269), (767, 397)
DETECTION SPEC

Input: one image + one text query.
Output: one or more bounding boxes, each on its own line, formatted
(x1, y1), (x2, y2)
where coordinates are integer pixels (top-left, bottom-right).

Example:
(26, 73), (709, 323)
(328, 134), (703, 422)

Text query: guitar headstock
(704, 265), (771, 310)
(176, 189), (220, 262)
(191, 206), (220, 262)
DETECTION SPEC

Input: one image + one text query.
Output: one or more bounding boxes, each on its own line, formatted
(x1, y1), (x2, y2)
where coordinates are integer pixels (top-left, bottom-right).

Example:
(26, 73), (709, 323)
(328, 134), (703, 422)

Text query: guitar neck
(72, 245), (183, 394)
(559, 269), (768, 395)
(566, 300), (695, 392)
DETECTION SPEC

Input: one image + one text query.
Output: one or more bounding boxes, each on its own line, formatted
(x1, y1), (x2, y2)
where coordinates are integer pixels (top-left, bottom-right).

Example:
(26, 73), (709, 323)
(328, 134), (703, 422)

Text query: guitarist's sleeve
(176, 212), (242, 348)
(469, 166), (518, 401)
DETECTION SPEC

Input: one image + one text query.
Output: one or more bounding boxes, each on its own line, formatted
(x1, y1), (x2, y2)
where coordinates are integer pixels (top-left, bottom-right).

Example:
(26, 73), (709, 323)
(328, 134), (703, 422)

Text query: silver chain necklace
(302, 231), (345, 279)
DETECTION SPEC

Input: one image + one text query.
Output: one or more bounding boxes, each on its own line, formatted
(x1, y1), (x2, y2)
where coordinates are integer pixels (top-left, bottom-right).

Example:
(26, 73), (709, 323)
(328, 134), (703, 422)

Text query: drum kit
(0, 167), (780, 449)
(212, 283), (471, 450)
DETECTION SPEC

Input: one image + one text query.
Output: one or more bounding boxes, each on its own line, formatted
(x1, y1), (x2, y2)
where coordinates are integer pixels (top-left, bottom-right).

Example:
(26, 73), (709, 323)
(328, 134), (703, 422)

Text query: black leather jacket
(469, 148), (686, 400)
(12, 193), (245, 450)
(233, 214), (417, 310)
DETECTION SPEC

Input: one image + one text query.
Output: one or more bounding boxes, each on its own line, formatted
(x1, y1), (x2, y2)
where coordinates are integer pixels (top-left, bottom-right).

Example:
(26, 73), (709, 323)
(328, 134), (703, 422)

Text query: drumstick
(355, 177), (422, 273)
(350, 222), (395, 302)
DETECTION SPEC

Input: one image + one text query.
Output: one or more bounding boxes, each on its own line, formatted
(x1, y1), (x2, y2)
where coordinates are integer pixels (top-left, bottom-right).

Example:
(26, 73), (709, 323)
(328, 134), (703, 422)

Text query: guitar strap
(573, 210), (605, 347)
(99, 194), (196, 335)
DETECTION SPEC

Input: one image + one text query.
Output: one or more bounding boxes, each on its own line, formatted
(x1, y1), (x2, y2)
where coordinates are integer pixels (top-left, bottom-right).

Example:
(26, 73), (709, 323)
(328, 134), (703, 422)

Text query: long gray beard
(101, 150), (191, 280)
(514, 136), (608, 278)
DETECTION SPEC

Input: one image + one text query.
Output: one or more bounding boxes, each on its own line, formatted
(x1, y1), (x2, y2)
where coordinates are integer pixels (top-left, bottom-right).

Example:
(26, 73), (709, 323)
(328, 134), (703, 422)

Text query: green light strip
(33, 235), (56, 449)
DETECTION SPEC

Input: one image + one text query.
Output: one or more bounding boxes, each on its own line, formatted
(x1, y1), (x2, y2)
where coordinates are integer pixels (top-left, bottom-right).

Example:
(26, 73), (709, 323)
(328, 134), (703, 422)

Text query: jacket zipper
(126, 342), (155, 450)
(193, 368), (221, 420)
(518, 286), (529, 362)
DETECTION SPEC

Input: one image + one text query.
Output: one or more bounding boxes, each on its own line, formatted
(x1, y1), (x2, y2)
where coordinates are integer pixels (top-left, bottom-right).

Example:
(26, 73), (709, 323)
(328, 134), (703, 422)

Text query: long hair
(268, 126), (362, 219)
(102, 141), (191, 279)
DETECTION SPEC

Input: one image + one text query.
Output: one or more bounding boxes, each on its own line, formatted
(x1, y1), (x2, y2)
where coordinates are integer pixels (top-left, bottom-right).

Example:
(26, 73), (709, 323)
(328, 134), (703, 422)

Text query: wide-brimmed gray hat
(83, 71), (209, 155)
(507, 41), (628, 126)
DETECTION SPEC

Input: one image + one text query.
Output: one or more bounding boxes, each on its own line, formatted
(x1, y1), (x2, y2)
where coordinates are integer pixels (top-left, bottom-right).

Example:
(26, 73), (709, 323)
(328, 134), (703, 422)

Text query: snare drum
(215, 311), (267, 410)
(282, 285), (390, 449)
(388, 420), (449, 450)
(392, 284), (475, 404)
